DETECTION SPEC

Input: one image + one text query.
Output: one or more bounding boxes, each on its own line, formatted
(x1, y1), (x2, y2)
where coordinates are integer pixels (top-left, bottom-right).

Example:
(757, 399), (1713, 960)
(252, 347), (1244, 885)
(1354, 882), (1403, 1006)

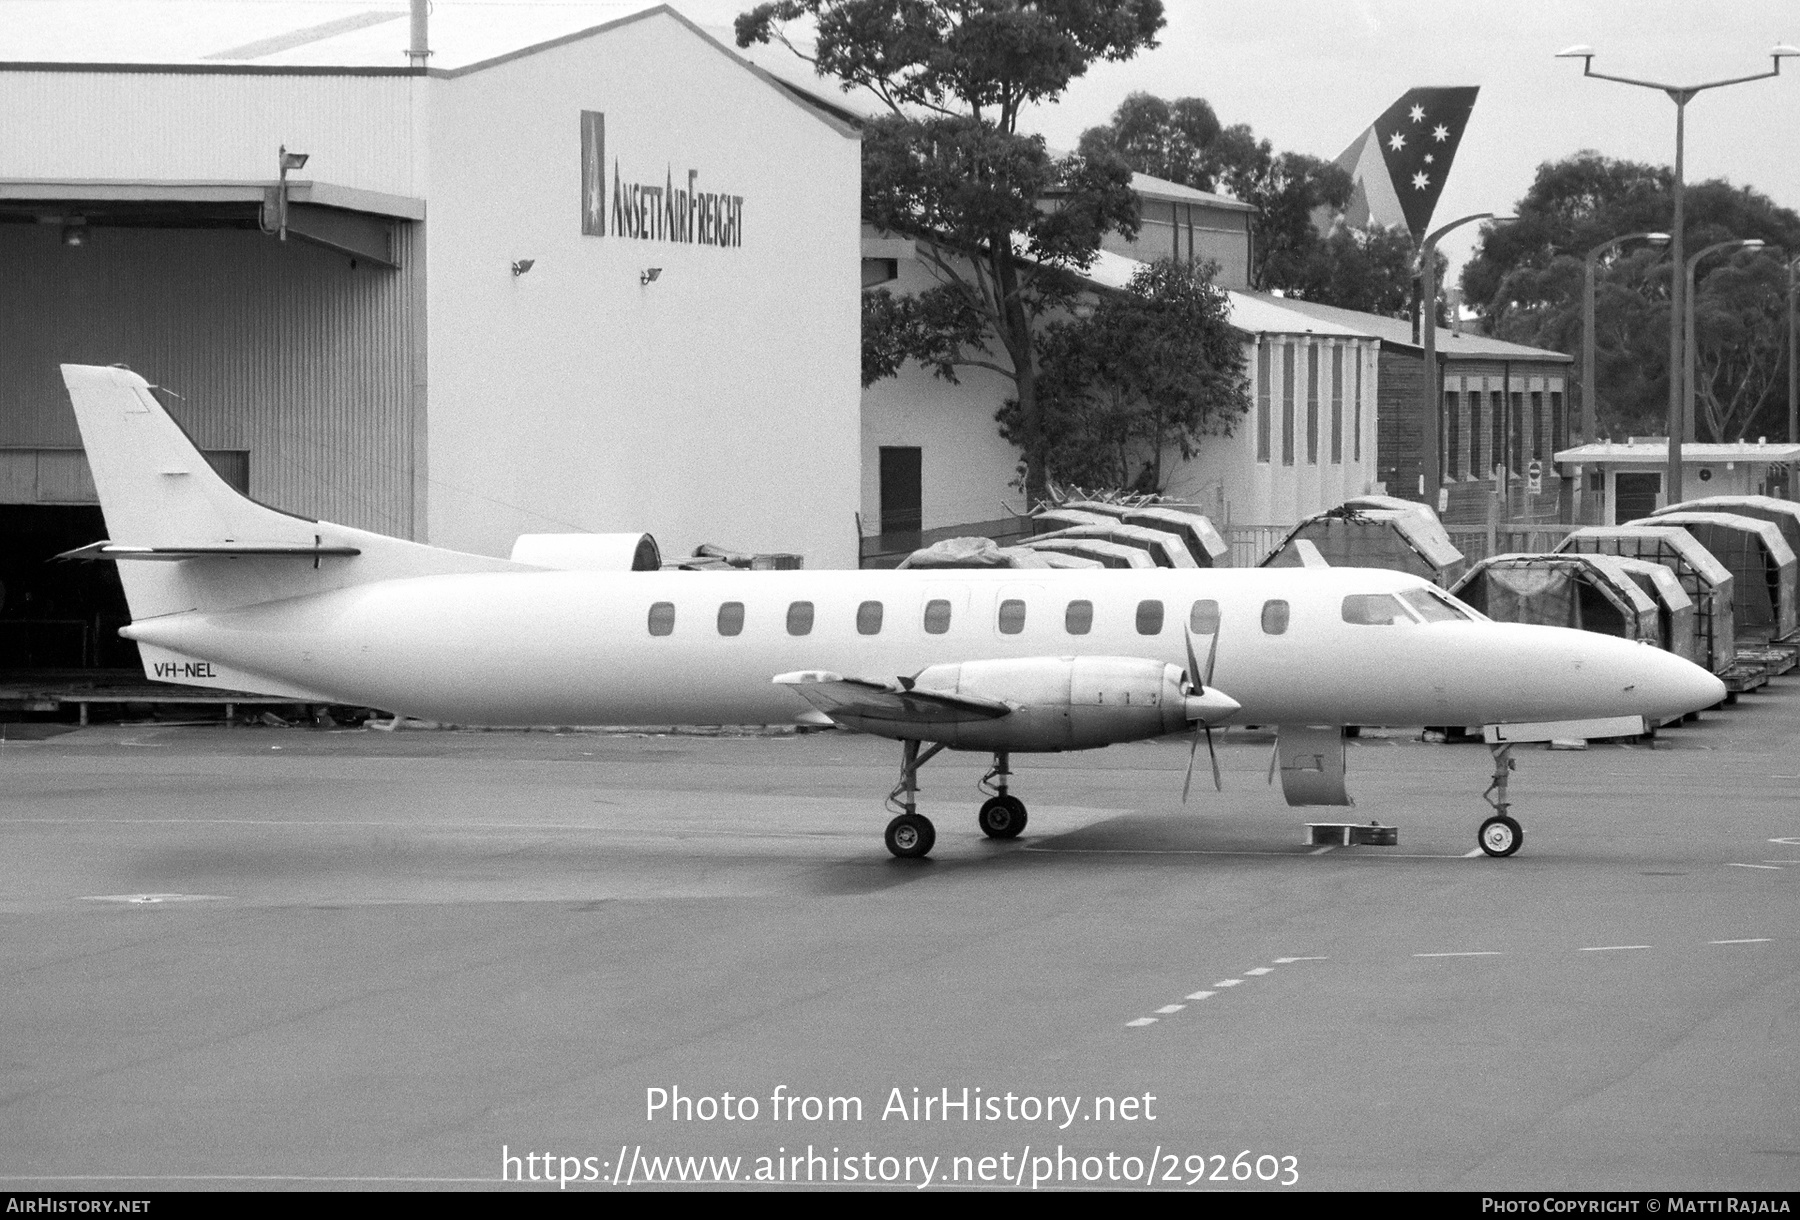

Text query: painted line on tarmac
(1727, 863), (1782, 870)
(1308, 845), (1337, 856)
(1462, 848), (1486, 858)
(1579, 944), (1653, 952)
(1414, 951), (1504, 957)
(1128, 957), (1326, 1028)
(1710, 938), (1772, 944)
(1027, 846), (1473, 860)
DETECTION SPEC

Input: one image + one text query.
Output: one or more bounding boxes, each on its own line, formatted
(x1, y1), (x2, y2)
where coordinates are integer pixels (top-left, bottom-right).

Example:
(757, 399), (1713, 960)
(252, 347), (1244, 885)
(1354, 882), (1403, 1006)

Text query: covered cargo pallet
(1031, 509), (1116, 536)
(1556, 526), (1737, 674)
(1449, 553), (1659, 643)
(1660, 495), (1800, 574)
(1609, 556), (1702, 667)
(1031, 523), (1199, 567)
(898, 537), (1055, 569)
(1024, 538), (1155, 568)
(1118, 507), (1231, 566)
(1634, 511), (1799, 643)
(1261, 505), (1467, 585)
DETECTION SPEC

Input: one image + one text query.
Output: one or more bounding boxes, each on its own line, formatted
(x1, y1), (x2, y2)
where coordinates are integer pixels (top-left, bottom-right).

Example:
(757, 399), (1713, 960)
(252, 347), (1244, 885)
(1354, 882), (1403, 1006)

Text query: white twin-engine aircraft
(60, 365), (1724, 860)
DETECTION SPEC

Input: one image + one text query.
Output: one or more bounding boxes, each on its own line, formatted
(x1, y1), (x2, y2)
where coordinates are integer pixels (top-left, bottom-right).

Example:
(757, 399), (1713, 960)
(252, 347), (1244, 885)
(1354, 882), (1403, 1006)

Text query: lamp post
(1420, 212), (1510, 511)
(1557, 43), (1798, 504)
(276, 145), (310, 242)
(1683, 239), (1765, 456)
(1581, 231), (1670, 442)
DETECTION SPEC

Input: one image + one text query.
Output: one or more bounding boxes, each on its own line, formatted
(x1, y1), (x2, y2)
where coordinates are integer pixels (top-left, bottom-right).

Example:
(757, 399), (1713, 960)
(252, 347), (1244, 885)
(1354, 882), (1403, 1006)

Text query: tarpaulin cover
(1633, 511), (1798, 641)
(1557, 526), (1736, 672)
(1032, 509), (1116, 536)
(1032, 523), (1198, 567)
(1660, 495), (1800, 569)
(1449, 554), (1658, 641)
(1060, 501), (1134, 520)
(1261, 507), (1466, 584)
(1119, 507), (1231, 566)
(1024, 538), (1155, 568)
(898, 537), (1054, 569)
(1608, 556), (1700, 666)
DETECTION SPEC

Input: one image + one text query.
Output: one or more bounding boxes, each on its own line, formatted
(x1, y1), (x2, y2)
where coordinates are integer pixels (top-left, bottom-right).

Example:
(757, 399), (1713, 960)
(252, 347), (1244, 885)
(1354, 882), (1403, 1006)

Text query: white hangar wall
(423, 13), (862, 567)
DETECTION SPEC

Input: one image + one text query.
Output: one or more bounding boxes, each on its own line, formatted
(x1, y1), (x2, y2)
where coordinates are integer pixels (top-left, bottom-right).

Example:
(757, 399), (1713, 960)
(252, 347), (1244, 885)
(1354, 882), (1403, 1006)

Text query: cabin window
(647, 602), (675, 636)
(1261, 599), (1290, 635)
(923, 599), (952, 634)
(717, 602), (745, 636)
(857, 600), (884, 635)
(1065, 599), (1094, 635)
(998, 599), (1027, 634)
(1341, 593), (1412, 625)
(786, 601), (814, 636)
(1136, 599), (1164, 635)
(1189, 599), (1220, 634)
(1399, 588), (1469, 622)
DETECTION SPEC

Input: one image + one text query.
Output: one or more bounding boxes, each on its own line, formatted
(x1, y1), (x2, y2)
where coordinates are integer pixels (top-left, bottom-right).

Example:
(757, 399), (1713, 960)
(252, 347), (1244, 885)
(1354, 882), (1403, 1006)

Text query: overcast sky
(677, 0), (1800, 282)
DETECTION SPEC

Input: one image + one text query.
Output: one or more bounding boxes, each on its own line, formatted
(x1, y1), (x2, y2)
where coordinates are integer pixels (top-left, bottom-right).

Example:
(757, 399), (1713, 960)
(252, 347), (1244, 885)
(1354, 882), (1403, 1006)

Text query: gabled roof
(1129, 172), (1254, 213)
(1242, 292), (1573, 363)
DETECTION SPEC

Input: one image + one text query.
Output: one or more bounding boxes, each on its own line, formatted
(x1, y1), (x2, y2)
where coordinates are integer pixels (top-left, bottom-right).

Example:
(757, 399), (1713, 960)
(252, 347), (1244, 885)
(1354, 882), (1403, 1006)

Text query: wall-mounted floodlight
(276, 144), (310, 242)
(61, 217), (87, 247)
(641, 267), (662, 285)
(1555, 45), (1595, 60)
(1775, 44), (1800, 60)
(511, 259), (535, 277)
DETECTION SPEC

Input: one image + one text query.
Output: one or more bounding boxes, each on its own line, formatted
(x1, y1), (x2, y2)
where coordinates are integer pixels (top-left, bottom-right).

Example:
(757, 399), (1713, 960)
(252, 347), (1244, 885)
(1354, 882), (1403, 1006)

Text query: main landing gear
(1477, 743), (1523, 858)
(883, 743), (1029, 858)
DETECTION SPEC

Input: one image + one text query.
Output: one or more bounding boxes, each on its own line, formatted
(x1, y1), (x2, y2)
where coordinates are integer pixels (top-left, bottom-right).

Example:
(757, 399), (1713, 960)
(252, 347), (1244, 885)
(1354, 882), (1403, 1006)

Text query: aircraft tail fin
(61, 363), (526, 623)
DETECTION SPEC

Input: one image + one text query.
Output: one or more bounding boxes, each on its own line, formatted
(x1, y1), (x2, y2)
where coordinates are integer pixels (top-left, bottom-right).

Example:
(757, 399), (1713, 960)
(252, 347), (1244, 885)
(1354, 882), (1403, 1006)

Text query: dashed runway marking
(1244, 967), (1273, 976)
(1184, 990), (1216, 1000)
(1710, 938), (1771, 945)
(1728, 863), (1782, 870)
(1213, 979), (1242, 988)
(1126, 958), (1327, 1028)
(1579, 944), (1652, 952)
(1415, 951), (1504, 957)
(1154, 1004), (1185, 1015)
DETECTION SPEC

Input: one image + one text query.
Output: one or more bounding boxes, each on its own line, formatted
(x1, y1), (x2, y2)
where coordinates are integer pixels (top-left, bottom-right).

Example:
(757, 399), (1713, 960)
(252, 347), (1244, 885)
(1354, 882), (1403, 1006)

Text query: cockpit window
(1341, 593), (1413, 625)
(1399, 588), (1470, 622)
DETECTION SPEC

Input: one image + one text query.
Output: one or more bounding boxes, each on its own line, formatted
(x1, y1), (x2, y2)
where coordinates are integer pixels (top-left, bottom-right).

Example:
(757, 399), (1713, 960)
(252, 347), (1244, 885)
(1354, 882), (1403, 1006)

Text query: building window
(1189, 599), (1220, 634)
(1330, 346), (1343, 465)
(1511, 391), (1525, 473)
(1256, 342), (1271, 463)
(1306, 344), (1320, 465)
(717, 602), (744, 636)
(998, 599), (1027, 634)
(786, 601), (813, 636)
(1531, 390), (1546, 461)
(856, 600), (884, 635)
(1261, 600), (1290, 635)
(1065, 599), (1093, 635)
(1491, 391), (1505, 477)
(1136, 599), (1164, 635)
(648, 602), (675, 636)
(1469, 391), (1484, 477)
(1281, 345), (1296, 466)
(1551, 390), (1564, 452)
(923, 599), (952, 634)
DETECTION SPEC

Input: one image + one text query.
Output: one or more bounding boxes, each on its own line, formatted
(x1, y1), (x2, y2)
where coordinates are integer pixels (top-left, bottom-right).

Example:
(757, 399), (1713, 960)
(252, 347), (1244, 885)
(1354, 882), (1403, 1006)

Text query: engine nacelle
(910, 656), (1196, 751)
(510, 533), (661, 571)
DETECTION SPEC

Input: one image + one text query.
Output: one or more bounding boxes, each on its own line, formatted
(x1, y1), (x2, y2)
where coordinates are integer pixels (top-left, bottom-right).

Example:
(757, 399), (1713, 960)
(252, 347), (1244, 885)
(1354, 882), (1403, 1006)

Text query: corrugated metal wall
(1, 72), (418, 198)
(0, 221), (419, 536)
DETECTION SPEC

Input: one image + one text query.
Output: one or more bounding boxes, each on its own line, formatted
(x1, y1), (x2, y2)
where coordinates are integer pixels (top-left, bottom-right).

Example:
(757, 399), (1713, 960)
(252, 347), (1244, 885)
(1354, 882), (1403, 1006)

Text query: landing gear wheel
(977, 795), (1028, 840)
(1478, 815), (1522, 858)
(885, 812), (936, 859)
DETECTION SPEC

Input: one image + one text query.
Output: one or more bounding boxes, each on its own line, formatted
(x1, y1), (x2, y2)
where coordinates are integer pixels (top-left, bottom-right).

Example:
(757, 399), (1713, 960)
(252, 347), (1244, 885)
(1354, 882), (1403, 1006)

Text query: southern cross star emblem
(1388, 131), (1406, 152)
(1412, 171), (1430, 191)
(1433, 123), (1450, 142)
(1423, 154), (1435, 164)
(1409, 104), (1426, 123)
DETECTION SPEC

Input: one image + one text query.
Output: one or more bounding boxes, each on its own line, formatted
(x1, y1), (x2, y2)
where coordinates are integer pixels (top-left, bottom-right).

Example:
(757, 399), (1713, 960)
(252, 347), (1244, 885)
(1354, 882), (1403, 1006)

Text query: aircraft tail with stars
(1333, 87), (1479, 241)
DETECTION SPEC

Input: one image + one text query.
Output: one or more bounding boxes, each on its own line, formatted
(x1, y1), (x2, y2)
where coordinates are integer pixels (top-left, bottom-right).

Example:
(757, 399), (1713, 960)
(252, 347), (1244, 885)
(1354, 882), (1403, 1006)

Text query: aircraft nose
(1639, 648), (1726, 719)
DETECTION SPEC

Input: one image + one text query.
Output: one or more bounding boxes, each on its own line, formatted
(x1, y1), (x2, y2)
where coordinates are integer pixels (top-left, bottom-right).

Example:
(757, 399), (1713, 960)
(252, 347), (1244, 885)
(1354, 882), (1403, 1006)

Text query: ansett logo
(581, 111), (744, 248)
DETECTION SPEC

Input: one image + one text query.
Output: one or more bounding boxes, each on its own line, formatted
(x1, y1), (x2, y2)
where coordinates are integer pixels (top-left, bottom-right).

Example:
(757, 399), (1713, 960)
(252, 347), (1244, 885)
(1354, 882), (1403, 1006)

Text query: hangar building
(0, 2), (860, 667)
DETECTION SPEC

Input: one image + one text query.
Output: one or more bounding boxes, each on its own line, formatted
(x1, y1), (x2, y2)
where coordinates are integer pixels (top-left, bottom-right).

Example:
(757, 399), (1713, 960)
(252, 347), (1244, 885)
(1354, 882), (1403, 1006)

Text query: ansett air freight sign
(580, 111), (744, 247)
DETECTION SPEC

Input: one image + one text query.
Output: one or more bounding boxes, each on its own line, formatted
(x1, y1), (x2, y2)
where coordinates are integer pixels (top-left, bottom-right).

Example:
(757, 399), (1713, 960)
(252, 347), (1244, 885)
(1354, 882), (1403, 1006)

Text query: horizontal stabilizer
(774, 670), (1012, 725)
(58, 541), (362, 562)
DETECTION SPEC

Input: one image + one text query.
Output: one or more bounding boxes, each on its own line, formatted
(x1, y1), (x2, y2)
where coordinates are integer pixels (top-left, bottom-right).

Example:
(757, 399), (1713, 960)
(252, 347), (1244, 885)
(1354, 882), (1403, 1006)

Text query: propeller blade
(1267, 742), (1279, 786)
(1183, 625), (1202, 693)
(1182, 731), (1199, 803)
(1205, 722), (1222, 791)
(1201, 629), (1219, 689)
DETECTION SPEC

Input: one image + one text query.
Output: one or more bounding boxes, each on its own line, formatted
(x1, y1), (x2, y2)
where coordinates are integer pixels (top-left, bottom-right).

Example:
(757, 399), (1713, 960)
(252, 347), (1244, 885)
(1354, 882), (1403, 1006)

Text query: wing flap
(773, 670), (1012, 725)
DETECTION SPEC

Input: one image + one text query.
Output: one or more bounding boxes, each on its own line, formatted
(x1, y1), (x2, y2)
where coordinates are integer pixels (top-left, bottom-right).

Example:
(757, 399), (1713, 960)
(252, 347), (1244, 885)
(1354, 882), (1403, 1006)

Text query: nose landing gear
(1478, 743), (1523, 857)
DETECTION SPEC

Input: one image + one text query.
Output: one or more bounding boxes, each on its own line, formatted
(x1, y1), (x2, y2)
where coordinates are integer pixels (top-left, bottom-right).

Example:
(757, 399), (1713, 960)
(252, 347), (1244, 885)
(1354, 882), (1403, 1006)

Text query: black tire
(1478, 815), (1522, 858)
(977, 795), (1028, 839)
(885, 812), (936, 859)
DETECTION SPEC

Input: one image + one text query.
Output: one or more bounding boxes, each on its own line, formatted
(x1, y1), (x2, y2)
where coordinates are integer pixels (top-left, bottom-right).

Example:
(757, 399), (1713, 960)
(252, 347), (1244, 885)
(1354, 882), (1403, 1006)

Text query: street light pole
(1582, 232), (1670, 442)
(1557, 43), (1798, 504)
(1684, 239), (1765, 453)
(1420, 213), (1510, 512)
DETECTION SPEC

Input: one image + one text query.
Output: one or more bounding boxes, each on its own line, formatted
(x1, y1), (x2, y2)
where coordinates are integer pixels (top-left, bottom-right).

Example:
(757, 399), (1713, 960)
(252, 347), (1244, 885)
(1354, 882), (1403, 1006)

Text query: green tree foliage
(1461, 152), (1800, 440)
(738, 1), (1165, 501)
(998, 259), (1250, 492)
(1078, 92), (1418, 312)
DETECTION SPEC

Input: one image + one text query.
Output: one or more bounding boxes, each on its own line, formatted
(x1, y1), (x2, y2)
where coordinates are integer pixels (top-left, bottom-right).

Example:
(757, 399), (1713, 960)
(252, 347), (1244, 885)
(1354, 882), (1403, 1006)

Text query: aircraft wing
(57, 541), (361, 562)
(773, 670), (1012, 726)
